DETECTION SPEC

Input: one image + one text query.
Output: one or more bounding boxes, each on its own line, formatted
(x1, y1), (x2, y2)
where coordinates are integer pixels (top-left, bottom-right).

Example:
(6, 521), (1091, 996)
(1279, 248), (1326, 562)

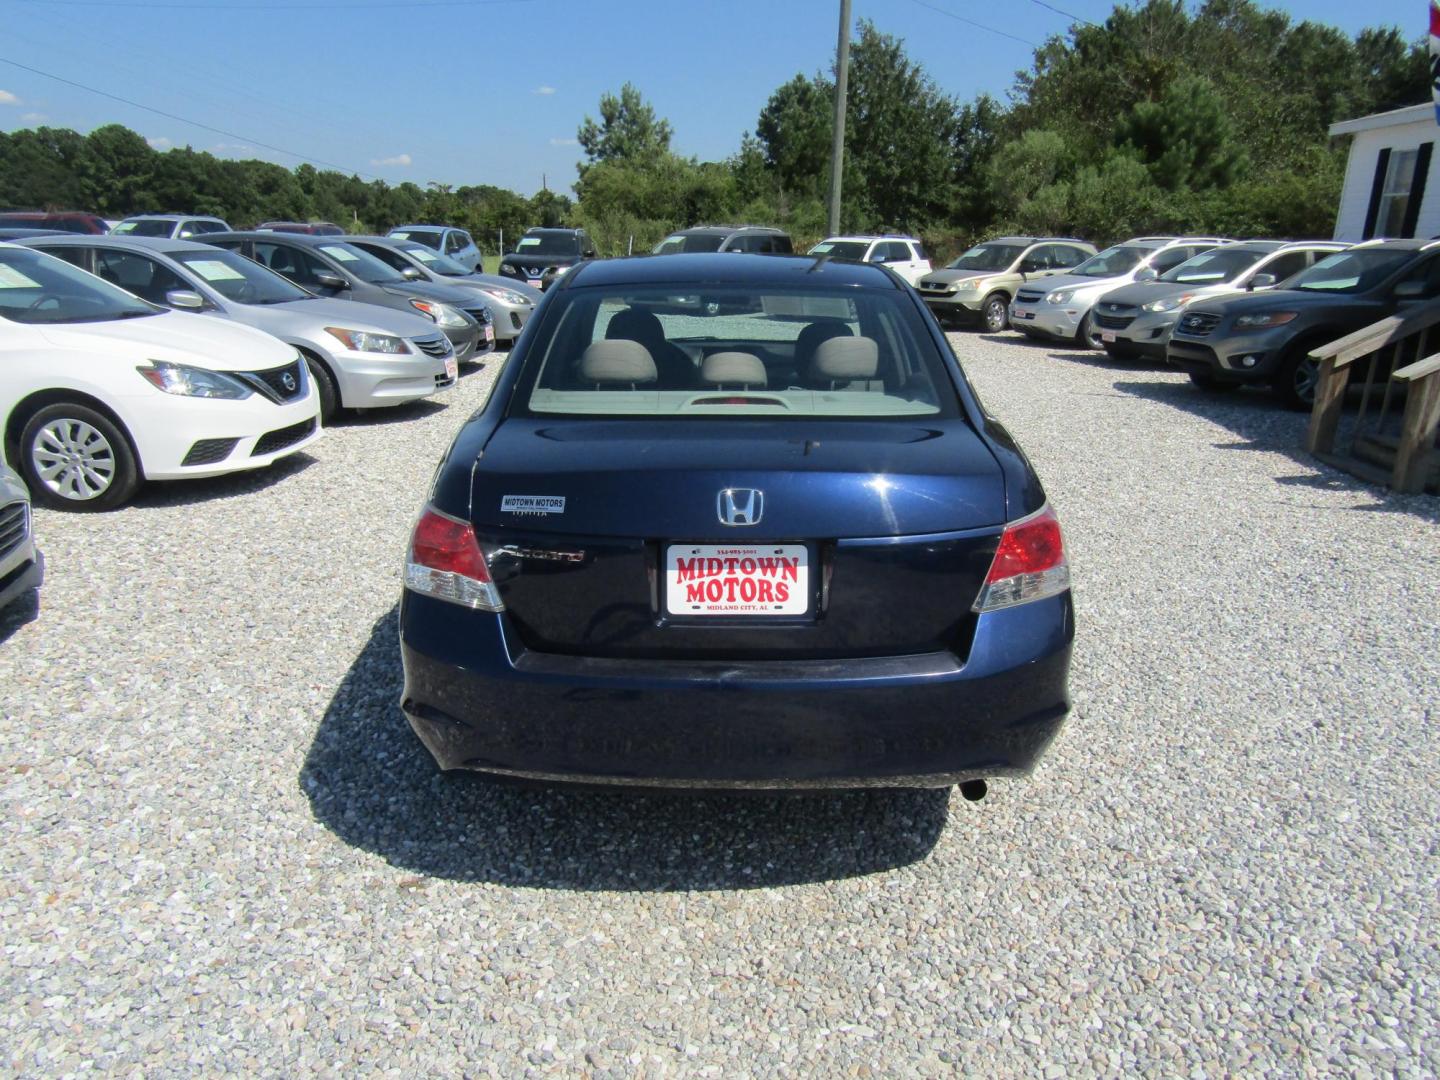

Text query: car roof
(392, 224), (450, 231)
(525, 227), (584, 235)
(121, 213), (224, 221)
(819, 234), (920, 243)
(562, 252), (900, 290)
(24, 233), (222, 254)
(670, 225), (786, 236)
(1351, 238), (1435, 251)
(201, 230), (349, 246)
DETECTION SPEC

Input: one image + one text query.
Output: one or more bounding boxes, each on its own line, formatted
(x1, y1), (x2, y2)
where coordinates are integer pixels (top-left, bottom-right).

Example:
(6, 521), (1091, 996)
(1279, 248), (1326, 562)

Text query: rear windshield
(1072, 245), (1150, 277)
(1159, 248), (1267, 284)
(654, 233), (724, 254)
(516, 284), (958, 419)
(172, 249), (311, 305)
(517, 232), (582, 256)
(114, 218), (174, 237)
(393, 229), (443, 249)
(810, 240), (870, 261)
(1288, 250), (1413, 293)
(947, 243), (1023, 272)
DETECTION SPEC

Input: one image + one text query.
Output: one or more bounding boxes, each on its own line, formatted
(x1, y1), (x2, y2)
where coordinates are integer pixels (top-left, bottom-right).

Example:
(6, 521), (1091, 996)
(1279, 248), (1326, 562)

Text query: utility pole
(826, 0), (852, 236)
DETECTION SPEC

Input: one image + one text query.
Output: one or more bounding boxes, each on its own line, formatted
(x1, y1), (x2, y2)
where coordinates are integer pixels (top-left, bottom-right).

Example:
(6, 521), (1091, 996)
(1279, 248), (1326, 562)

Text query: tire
(1076, 312), (1104, 350)
(1271, 340), (1323, 411)
(19, 402), (140, 511)
(1188, 370), (1239, 392)
(981, 294), (1009, 333)
(303, 355), (339, 421)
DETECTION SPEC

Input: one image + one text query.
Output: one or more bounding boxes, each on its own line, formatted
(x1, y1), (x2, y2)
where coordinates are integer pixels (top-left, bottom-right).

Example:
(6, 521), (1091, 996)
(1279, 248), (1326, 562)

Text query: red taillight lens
(404, 505), (504, 611)
(973, 504), (1070, 613)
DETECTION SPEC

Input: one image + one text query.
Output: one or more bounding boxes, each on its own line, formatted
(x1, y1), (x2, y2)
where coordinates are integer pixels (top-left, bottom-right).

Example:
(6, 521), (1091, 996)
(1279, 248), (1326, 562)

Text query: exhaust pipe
(960, 779), (988, 802)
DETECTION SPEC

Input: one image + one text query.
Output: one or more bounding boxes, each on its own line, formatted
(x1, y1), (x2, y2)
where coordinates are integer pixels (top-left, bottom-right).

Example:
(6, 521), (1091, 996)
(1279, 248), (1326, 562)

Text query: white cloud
(0, 90), (20, 106)
(549, 137), (578, 147)
(532, 85), (557, 96)
(371, 153), (413, 167)
(209, 142), (253, 155)
(147, 136), (173, 150)
(20, 112), (47, 124)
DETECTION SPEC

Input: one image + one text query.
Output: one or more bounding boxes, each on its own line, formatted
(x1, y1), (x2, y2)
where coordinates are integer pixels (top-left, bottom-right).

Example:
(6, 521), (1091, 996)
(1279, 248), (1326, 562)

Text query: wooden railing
(1306, 300), (1440, 494)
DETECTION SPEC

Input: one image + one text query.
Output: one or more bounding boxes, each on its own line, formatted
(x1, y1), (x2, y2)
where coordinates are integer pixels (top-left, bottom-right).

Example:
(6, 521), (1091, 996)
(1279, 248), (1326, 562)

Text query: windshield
(517, 232), (581, 257)
(1072, 245), (1149, 277)
(401, 243), (470, 276)
(392, 229), (443, 250)
(113, 219), (173, 237)
(0, 246), (160, 324)
(809, 240), (871, 261)
(1288, 250), (1413, 293)
(946, 243), (1024, 272)
(653, 233), (725, 254)
(172, 249), (311, 305)
(1159, 249), (1267, 285)
(517, 284), (958, 419)
(317, 242), (406, 284)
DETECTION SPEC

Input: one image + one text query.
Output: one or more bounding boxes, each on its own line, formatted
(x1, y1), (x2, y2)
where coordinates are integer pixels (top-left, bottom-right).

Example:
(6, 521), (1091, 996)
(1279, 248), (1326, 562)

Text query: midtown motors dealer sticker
(665, 544), (808, 617)
(501, 495), (566, 515)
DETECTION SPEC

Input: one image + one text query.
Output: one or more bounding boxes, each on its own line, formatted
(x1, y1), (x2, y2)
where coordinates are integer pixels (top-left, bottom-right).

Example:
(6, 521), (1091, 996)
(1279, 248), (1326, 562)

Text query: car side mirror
(314, 270), (349, 290)
(1134, 267), (1158, 282)
(400, 265), (423, 281)
(165, 289), (207, 310)
(584, 248), (596, 258)
(1394, 280), (1426, 299)
(1248, 273), (1277, 291)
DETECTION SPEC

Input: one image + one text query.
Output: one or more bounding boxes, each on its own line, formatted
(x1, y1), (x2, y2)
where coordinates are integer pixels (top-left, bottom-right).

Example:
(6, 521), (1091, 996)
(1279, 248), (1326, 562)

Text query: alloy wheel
(32, 418), (117, 501)
(1292, 356), (1319, 405)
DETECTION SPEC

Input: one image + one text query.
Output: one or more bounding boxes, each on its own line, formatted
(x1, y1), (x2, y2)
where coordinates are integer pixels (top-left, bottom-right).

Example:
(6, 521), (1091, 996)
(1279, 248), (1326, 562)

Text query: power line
(1026, 0), (1098, 28)
(903, 0), (1039, 48)
(0, 54), (381, 179)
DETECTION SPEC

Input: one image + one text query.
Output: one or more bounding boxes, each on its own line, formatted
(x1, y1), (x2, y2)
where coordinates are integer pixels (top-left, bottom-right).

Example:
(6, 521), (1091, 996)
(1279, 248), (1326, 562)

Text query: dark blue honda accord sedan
(399, 253), (1073, 791)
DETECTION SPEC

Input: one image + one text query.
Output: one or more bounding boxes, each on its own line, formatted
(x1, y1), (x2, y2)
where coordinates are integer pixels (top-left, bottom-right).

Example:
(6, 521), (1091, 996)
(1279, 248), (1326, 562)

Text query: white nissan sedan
(0, 243), (321, 511)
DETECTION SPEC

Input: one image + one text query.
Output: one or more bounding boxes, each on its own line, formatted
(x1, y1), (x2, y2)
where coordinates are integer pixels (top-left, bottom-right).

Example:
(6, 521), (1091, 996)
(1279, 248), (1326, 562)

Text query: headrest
(579, 339), (656, 384)
(811, 336), (878, 381)
(701, 351), (767, 387)
(605, 308), (665, 345)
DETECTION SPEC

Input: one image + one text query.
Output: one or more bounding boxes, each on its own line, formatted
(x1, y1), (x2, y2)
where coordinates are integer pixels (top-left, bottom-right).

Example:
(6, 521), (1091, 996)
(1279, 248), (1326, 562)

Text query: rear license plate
(1101, 331), (1116, 343)
(1012, 309), (1034, 320)
(665, 544), (808, 617)
(445, 357), (458, 380)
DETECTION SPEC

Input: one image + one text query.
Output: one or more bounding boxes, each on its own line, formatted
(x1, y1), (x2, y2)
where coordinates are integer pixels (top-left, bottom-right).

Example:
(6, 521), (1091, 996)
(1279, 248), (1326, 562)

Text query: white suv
(808, 235), (932, 285)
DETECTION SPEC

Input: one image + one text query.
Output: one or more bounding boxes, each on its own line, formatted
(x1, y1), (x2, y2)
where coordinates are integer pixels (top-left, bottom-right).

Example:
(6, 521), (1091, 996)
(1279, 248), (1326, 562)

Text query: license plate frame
(1012, 309), (1034, 320)
(1100, 331), (1116, 344)
(444, 356), (458, 380)
(663, 543), (811, 619)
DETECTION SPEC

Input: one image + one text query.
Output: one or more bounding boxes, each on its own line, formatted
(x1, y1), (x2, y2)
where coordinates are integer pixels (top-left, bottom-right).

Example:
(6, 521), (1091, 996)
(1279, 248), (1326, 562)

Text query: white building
(1329, 103), (1438, 242)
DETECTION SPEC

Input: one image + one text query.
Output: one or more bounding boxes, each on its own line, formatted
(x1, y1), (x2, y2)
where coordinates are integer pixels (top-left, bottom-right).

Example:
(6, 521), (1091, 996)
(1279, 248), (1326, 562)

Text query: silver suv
(1009, 236), (1227, 348)
(112, 214), (231, 239)
(1092, 241), (1347, 360)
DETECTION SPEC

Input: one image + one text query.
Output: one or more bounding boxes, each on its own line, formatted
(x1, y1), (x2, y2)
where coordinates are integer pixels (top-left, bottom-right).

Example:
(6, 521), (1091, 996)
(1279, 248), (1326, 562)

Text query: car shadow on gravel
(327, 399), (450, 428)
(0, 589), (40, 646)
(128, 452), (316, 509)
(301, 608), (952, 891)
(1114, 379), (1440, 519)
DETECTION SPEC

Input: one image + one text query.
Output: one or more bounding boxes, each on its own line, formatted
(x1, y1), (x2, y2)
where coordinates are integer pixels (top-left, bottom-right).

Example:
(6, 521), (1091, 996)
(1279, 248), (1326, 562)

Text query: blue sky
(0, 0), (1426, 197)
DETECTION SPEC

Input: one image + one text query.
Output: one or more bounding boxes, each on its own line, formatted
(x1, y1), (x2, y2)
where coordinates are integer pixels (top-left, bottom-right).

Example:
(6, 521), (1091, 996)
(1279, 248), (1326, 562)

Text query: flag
(1431, 1), (1440, 123)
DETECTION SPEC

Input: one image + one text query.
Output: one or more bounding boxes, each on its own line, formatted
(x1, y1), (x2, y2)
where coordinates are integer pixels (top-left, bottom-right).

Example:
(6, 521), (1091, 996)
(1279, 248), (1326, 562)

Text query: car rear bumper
(398, 591), (1073, 789)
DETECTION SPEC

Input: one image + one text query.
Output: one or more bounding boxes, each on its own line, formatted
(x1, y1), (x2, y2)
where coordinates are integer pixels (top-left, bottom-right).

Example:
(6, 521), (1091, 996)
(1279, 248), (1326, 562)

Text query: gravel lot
(2, 333), (1436, 1077)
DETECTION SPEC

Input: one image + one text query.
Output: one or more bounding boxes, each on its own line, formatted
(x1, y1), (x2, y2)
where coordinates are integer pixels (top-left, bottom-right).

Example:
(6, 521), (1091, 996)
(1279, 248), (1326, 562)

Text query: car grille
(414, 334), (452, 359)
(0, 501), (29, 563)
(252, 417), (316, 457)
(1015, 289), (1046, 304)
(1178, 312), (1222, 337)
(1093, 312), (1136, 331)
(182, 438), (240, 466)
(235, 358), (306, 404)
(462, 306), (492, 326)
(435, 371), (455, 389)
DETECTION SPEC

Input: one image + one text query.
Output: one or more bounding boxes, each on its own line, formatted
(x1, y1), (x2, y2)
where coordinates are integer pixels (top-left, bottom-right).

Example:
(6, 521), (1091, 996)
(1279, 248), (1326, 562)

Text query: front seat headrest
(579, 339), (657, 385)
(811, 336), (878, 382)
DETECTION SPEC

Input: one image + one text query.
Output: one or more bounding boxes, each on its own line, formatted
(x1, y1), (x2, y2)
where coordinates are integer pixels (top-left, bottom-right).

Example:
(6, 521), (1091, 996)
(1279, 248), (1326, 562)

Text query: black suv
(652, 225), (794, 255)
(1167, 240), (1440, 408)
(498, 228), (596, 290)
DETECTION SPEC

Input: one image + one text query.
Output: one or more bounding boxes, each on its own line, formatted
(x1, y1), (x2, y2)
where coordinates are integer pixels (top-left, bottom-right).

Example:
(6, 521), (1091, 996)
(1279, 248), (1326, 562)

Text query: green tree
(1114, 75), (1247, 191)
(576, 83), (673, 169)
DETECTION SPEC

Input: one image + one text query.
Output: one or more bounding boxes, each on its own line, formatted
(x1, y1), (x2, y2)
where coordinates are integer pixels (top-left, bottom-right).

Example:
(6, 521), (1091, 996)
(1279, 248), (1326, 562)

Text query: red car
(0, 211), (109, 235)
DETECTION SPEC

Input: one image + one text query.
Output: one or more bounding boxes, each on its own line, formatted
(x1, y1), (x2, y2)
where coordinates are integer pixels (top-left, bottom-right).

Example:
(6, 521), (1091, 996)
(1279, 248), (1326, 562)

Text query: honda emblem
(717, 488), (763, 526)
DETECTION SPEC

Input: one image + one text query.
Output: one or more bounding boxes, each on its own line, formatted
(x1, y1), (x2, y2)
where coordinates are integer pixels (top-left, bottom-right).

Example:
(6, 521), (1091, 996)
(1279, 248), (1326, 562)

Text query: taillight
(972, 504), (1070, 613)
(404, 505), (504, 611)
